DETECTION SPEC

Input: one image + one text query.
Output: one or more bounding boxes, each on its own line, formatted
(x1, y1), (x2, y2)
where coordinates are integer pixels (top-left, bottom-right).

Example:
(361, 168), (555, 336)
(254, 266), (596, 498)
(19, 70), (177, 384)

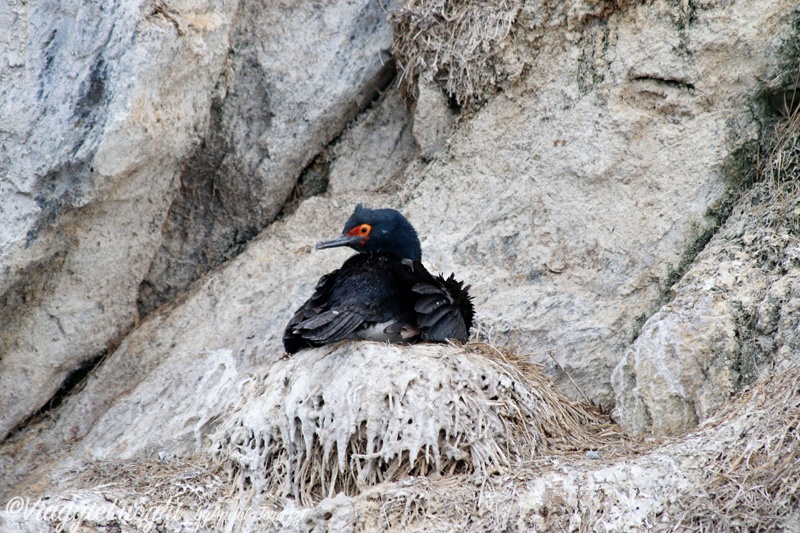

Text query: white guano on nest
(211, 342), (608, 506)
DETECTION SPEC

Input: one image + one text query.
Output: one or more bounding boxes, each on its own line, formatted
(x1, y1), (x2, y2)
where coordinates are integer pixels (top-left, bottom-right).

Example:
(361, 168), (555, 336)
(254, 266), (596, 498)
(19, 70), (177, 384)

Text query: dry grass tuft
(670, 365), (800, 532)
(77, 458), (226, 510)
(391, 0), (634, 107)
(461, 342), (629, 453)
(392, 0), (522, 106)
(759, 93), (800, 235)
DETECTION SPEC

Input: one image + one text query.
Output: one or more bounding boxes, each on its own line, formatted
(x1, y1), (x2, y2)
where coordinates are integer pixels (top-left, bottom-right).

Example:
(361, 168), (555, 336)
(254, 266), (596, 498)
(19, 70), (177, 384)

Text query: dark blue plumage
(283, 204), (474, 354)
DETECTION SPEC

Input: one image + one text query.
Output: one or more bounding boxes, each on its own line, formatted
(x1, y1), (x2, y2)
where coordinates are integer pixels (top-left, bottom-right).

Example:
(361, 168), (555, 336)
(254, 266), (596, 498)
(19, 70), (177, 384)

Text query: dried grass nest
(390, 0), (632, 107)
(211, 342), (625, 506)
(391, 0), (522, 106)
(66, 362), (800, 532)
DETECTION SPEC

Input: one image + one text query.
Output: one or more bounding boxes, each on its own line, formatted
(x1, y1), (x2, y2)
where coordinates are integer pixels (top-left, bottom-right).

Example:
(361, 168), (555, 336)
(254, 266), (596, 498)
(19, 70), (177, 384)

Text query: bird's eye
(360, 224), (371, 235)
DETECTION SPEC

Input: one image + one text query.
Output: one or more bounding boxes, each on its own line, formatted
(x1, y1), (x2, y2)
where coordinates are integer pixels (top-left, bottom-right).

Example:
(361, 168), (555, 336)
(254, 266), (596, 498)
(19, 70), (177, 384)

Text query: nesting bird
(283, 204), (474, 354)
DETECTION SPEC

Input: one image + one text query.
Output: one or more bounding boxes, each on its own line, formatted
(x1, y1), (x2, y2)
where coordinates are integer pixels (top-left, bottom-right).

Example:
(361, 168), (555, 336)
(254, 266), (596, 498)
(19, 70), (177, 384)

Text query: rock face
(326, 85), (418, 196)
(0, 198), (378, 497)
(613, 145), (800, 436)
(0, 0), (239, 441)
(138, 0), (399, 315)
(0, 0), (401, 441)
(399, 0), (797, 405)
(411, 78), (453, 159)
(1, 0), (800, 531)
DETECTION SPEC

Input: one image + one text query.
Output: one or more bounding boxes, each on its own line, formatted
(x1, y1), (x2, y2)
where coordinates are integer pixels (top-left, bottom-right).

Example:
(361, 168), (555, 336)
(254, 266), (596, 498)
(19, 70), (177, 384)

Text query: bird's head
(316, 204), (422, 261)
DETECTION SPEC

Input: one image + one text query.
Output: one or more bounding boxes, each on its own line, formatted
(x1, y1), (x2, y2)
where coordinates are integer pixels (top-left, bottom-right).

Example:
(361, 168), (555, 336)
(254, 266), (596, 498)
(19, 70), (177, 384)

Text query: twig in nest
(546, 350), (593, 406)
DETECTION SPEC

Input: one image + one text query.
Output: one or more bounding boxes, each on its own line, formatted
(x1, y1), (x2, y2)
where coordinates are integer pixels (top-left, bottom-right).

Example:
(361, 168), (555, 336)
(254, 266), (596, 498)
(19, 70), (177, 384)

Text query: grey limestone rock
(0, 0), (402, 441)
(138, 0), (399, 315)
(411, 78), (453, 160)
(613, 179), (800, 436)
(0, 0), (239, 441)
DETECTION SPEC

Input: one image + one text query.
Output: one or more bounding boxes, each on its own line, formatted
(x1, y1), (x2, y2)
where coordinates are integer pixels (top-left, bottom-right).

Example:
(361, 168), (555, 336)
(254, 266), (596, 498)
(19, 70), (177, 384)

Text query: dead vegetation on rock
(211, 342), (626, 507)
(391, 0), (632, 106)
(40, 364), (800, 532)
(78, 459), (226, 511)
(48, 459), (233, 531)
(670, 365), (800, 532)
(760, 96), (800, 235)
(392, 0), (522, 106)
(661, 99), (800, 532)
(364, 363), (800, 532)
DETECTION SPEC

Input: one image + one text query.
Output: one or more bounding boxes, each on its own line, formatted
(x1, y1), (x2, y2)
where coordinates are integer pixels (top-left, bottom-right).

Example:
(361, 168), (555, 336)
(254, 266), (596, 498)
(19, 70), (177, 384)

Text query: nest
(211, 342), (620, 506)
(392, 0), (522, 106)
(391, 0), (634, 107)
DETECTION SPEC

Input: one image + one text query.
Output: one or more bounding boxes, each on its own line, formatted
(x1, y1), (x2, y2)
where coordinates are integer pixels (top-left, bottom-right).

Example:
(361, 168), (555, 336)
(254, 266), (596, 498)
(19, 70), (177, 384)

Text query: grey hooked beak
(315, 234), (363, 250)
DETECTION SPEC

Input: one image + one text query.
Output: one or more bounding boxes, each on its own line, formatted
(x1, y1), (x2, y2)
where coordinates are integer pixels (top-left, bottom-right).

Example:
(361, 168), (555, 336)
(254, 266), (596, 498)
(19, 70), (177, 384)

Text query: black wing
(283, 271), (366, 354)
(284, 255), (474, 353)
(399, 259), (474, 343)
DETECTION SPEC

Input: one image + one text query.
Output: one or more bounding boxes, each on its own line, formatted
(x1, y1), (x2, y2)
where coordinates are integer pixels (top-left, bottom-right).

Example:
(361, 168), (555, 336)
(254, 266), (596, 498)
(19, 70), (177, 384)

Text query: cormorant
(283, 204), (474, 354)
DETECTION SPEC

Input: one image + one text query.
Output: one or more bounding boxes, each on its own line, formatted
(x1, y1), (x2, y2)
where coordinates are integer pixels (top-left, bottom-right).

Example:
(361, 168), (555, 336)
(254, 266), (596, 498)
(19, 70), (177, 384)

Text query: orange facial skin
(346, 224), (372, 246)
